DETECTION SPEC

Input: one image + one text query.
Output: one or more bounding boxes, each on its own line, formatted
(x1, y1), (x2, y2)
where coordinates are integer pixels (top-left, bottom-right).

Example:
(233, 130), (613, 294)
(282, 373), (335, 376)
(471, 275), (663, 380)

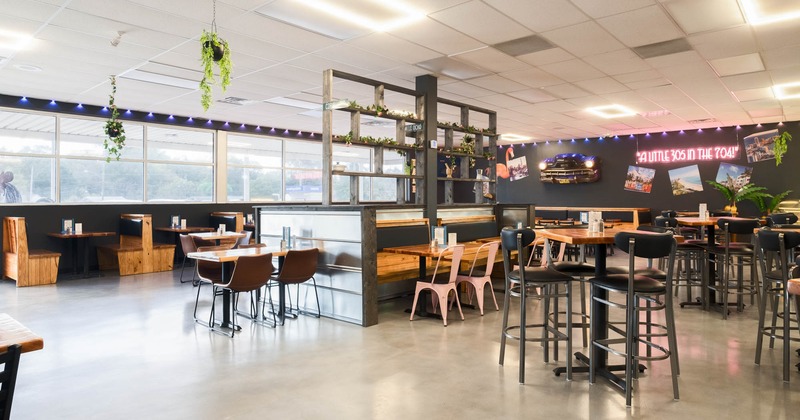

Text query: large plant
(773, 131), (792, 166)
(199, 29), (231, 111)
(748, 189), (792, 216)
(103, 75), (126, 162)
(706, 180), (769, 212)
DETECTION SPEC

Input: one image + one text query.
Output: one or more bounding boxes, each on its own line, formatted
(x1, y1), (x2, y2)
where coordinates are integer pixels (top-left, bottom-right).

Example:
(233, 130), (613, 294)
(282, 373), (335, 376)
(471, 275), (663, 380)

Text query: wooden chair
(2, 217), (60, 287)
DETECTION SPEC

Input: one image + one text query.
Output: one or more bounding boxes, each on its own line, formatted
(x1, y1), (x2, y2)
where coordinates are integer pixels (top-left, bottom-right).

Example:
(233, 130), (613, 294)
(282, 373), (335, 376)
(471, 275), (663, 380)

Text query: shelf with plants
(435, 103), (498, 205)
(322, 69), (425, 205)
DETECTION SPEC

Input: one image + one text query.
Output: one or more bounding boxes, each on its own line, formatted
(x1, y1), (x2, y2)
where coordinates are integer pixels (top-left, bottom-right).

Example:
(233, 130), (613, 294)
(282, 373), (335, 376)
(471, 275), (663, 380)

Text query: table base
(553, 352), (646, 392)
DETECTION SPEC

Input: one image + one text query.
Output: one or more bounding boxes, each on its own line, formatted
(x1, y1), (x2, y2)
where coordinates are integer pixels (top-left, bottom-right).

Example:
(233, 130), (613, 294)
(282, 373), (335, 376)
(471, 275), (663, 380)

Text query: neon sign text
(636, 146), (739, 164)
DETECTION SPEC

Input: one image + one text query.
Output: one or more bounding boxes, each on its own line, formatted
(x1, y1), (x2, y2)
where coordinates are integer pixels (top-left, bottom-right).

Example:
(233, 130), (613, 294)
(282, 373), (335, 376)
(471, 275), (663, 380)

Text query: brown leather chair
(234, 231), (253, 248)
(192, 245), (231, 322)
(206, 253), (274, 337)
(272, 248), (320, 321)
(178, 234), (197, 283)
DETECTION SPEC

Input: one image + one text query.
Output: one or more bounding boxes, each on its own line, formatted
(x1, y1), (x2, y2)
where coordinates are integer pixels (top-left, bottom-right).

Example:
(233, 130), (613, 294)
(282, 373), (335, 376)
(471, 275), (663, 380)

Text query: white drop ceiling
(1, 0), (799, 143)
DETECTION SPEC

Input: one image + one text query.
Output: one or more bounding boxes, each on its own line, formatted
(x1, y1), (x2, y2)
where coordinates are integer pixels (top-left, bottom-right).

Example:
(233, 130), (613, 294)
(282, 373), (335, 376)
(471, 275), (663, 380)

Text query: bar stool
(703, 217), (761, 319)
(787, 277), (800, 373)
(754, 229), (800, 381)
(590, 231), (679, 406)
(654, 216), (704, 304)
(499, 227), (575, 383)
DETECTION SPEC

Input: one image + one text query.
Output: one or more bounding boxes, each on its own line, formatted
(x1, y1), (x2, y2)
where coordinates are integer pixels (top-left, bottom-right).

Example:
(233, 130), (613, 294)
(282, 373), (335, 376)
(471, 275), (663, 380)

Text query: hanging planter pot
(203, 40), (225, 62)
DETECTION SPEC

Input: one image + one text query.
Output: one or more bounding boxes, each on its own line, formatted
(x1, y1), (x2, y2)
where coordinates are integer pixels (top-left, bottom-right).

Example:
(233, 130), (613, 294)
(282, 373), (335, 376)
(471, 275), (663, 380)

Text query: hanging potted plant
(773, 131), (792, 166)
(103, 75), (126, 162)
(199, 1), (231, 111)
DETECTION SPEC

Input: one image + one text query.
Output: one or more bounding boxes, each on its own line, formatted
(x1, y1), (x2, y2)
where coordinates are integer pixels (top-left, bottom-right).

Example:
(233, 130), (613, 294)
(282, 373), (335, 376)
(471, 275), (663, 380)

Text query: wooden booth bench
(535, 207), (651, 229)
(376, 218), (440, 285)
(96, 214), (175, 276)
(439, 214), (502, 273)
(3, 217), (60, 287)
(209, 211), (244, 247)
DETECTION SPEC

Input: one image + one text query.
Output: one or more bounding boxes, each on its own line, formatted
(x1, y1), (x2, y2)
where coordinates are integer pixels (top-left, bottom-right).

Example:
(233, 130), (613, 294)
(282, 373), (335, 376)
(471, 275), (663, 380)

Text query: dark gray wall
(497, 122), (800, 217)
(0, 203), (260, 274)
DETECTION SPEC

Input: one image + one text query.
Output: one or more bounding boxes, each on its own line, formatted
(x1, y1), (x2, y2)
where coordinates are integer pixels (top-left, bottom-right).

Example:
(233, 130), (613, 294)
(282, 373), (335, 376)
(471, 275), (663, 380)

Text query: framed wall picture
(61, 218), (74, 234)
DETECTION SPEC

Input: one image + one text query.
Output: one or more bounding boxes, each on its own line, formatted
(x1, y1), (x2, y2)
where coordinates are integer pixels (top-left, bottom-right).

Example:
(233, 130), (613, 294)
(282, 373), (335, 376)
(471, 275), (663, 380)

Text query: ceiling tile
(574, 77), (630, 94)
(542, 21), (626, 57)
(541, 83), (591, 99)
(429, 0), (532, 44)
(662, 0), (745, 34)
(483, 0), (589, 32)
(598, 5), (684, 47)
(388, 17), (484, 55)
(732, 87), (775, 102)
(450, 47), (527, 73)
(464, 75), (528, 93)
(347, 33), (441, 65)
(708, 53), (765, 76)
(507, 88), (558, 103)
(584, 49), (653, 75)
(516, 48), (575, 65)
(688, 26), (759, 60)
(570, 0), (656, 19)
(538, 59), (605, 82)
(761, 45), (800, 70)
(720, 71), (773, 90)
(498, 68), (564, 88)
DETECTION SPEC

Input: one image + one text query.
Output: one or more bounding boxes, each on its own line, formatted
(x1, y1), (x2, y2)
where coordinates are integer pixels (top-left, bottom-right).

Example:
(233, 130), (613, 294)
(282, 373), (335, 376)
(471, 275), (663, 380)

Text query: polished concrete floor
(2, 258), (799, 419)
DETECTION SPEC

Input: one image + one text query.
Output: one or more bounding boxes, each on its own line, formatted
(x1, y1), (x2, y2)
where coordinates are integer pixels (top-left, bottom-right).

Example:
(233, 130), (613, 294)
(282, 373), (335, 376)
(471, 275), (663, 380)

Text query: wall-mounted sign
(636, 145), (739, 164)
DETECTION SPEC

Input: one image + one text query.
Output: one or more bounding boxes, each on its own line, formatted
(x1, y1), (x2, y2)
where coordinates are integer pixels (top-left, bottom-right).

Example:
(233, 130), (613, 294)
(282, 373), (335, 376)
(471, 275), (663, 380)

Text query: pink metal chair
(409, 245), (465, 326)
(454, 241), (500, 315)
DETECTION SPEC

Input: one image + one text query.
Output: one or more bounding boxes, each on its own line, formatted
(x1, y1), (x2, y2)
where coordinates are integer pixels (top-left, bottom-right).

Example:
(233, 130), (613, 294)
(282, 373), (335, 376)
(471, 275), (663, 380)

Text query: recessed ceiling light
(586, 105), (637, 119)
(740, 0), (800, 25)
(773, 81), (800, 99)
(500, 133), (532, 142)
(295, 0), (425, 32)
(0, 29), (33, 50)
(13, 64), (41, 72)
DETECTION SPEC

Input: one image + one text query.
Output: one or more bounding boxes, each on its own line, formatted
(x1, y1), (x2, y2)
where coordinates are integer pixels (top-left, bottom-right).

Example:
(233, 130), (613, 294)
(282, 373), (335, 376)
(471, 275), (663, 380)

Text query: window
(0, 111), (55, 203)
(227, 134), (282, 202)
(146, 127), (214, 202)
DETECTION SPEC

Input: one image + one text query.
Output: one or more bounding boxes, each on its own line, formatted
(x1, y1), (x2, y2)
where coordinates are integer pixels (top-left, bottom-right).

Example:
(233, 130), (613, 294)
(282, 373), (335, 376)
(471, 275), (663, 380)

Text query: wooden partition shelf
(2, 217), (60, 287)
(96, 214), (175, 276)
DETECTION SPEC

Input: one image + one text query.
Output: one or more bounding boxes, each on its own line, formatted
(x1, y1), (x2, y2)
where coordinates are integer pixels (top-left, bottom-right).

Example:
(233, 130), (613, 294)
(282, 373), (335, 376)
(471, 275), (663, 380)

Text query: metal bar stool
(589, 231), (679, 407)
(754, 229), (800, 381)
(703, 218), (761, 319)
(499, 227), (575, 383)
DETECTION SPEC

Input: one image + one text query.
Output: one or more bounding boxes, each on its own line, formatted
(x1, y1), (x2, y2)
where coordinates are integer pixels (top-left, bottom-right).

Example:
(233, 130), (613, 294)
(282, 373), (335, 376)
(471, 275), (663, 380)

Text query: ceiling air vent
(687, 118), (718, 123)
(218, 97), (260, 106)
(632, 38), (692, 59)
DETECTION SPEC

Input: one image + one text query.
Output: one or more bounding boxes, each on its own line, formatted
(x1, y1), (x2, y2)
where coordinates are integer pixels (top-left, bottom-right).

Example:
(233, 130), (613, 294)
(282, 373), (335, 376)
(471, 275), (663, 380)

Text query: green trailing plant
(774, 131), (792, 166)
(199, 26), (231, 111)
(103, 75), (126, 162)
(748, 189), (792, 216)
(706, 180), (770, 212)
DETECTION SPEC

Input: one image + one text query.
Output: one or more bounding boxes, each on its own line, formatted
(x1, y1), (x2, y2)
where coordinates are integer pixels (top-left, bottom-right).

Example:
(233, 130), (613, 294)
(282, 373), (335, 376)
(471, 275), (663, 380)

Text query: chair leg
(625, 291), (636, 407)
(566, 282), (573, 381)
(410, 285), (421, 322)
(580, 280), (588, 348)
(755, 275), (770, 365)
(499, 278), (511, 366)
(665, 292), (680, 399)
(589, 285), (596, 384)
(488, 278), (499, 312)
(519, 276), (527, 384)
(784, 287), (791, 382)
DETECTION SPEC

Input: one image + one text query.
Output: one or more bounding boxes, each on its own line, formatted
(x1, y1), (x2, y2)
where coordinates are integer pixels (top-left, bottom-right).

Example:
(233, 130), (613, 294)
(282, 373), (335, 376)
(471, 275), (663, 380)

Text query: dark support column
(416, 74), (438, 228)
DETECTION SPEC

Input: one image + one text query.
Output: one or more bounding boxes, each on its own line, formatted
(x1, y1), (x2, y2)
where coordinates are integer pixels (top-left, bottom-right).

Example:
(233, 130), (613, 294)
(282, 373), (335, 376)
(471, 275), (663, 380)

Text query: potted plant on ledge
(706, 180), (769, 215)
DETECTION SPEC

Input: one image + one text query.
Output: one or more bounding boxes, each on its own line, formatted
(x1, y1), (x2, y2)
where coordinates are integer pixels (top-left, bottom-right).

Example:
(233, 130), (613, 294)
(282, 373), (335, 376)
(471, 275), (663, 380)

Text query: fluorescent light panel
(586, 105), (637, 118)
(295, 0), (425, 32)
(501, 133), (532, 142)
(120, 70), (198, 90)
(741, 0), (800, 25)
(0, 29), (33, 50)
(773, 81), (800, 99)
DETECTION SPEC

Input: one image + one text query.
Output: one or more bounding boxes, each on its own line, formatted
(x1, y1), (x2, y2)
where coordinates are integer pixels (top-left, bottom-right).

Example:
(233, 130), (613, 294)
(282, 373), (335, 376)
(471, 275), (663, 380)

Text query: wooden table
(383, 242), (486, 317)
(0, 313), (43, 353)
(189, 231), (246, 246)
(155, 226), (215, 260)
(537, 227), (639, 391)
(187, 246), (294, 328)
(47, 231), (116, 278)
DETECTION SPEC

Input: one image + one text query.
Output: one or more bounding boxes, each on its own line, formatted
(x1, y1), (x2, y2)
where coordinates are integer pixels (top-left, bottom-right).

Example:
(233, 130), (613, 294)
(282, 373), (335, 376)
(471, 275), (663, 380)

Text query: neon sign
(636, 145), (739, 164)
